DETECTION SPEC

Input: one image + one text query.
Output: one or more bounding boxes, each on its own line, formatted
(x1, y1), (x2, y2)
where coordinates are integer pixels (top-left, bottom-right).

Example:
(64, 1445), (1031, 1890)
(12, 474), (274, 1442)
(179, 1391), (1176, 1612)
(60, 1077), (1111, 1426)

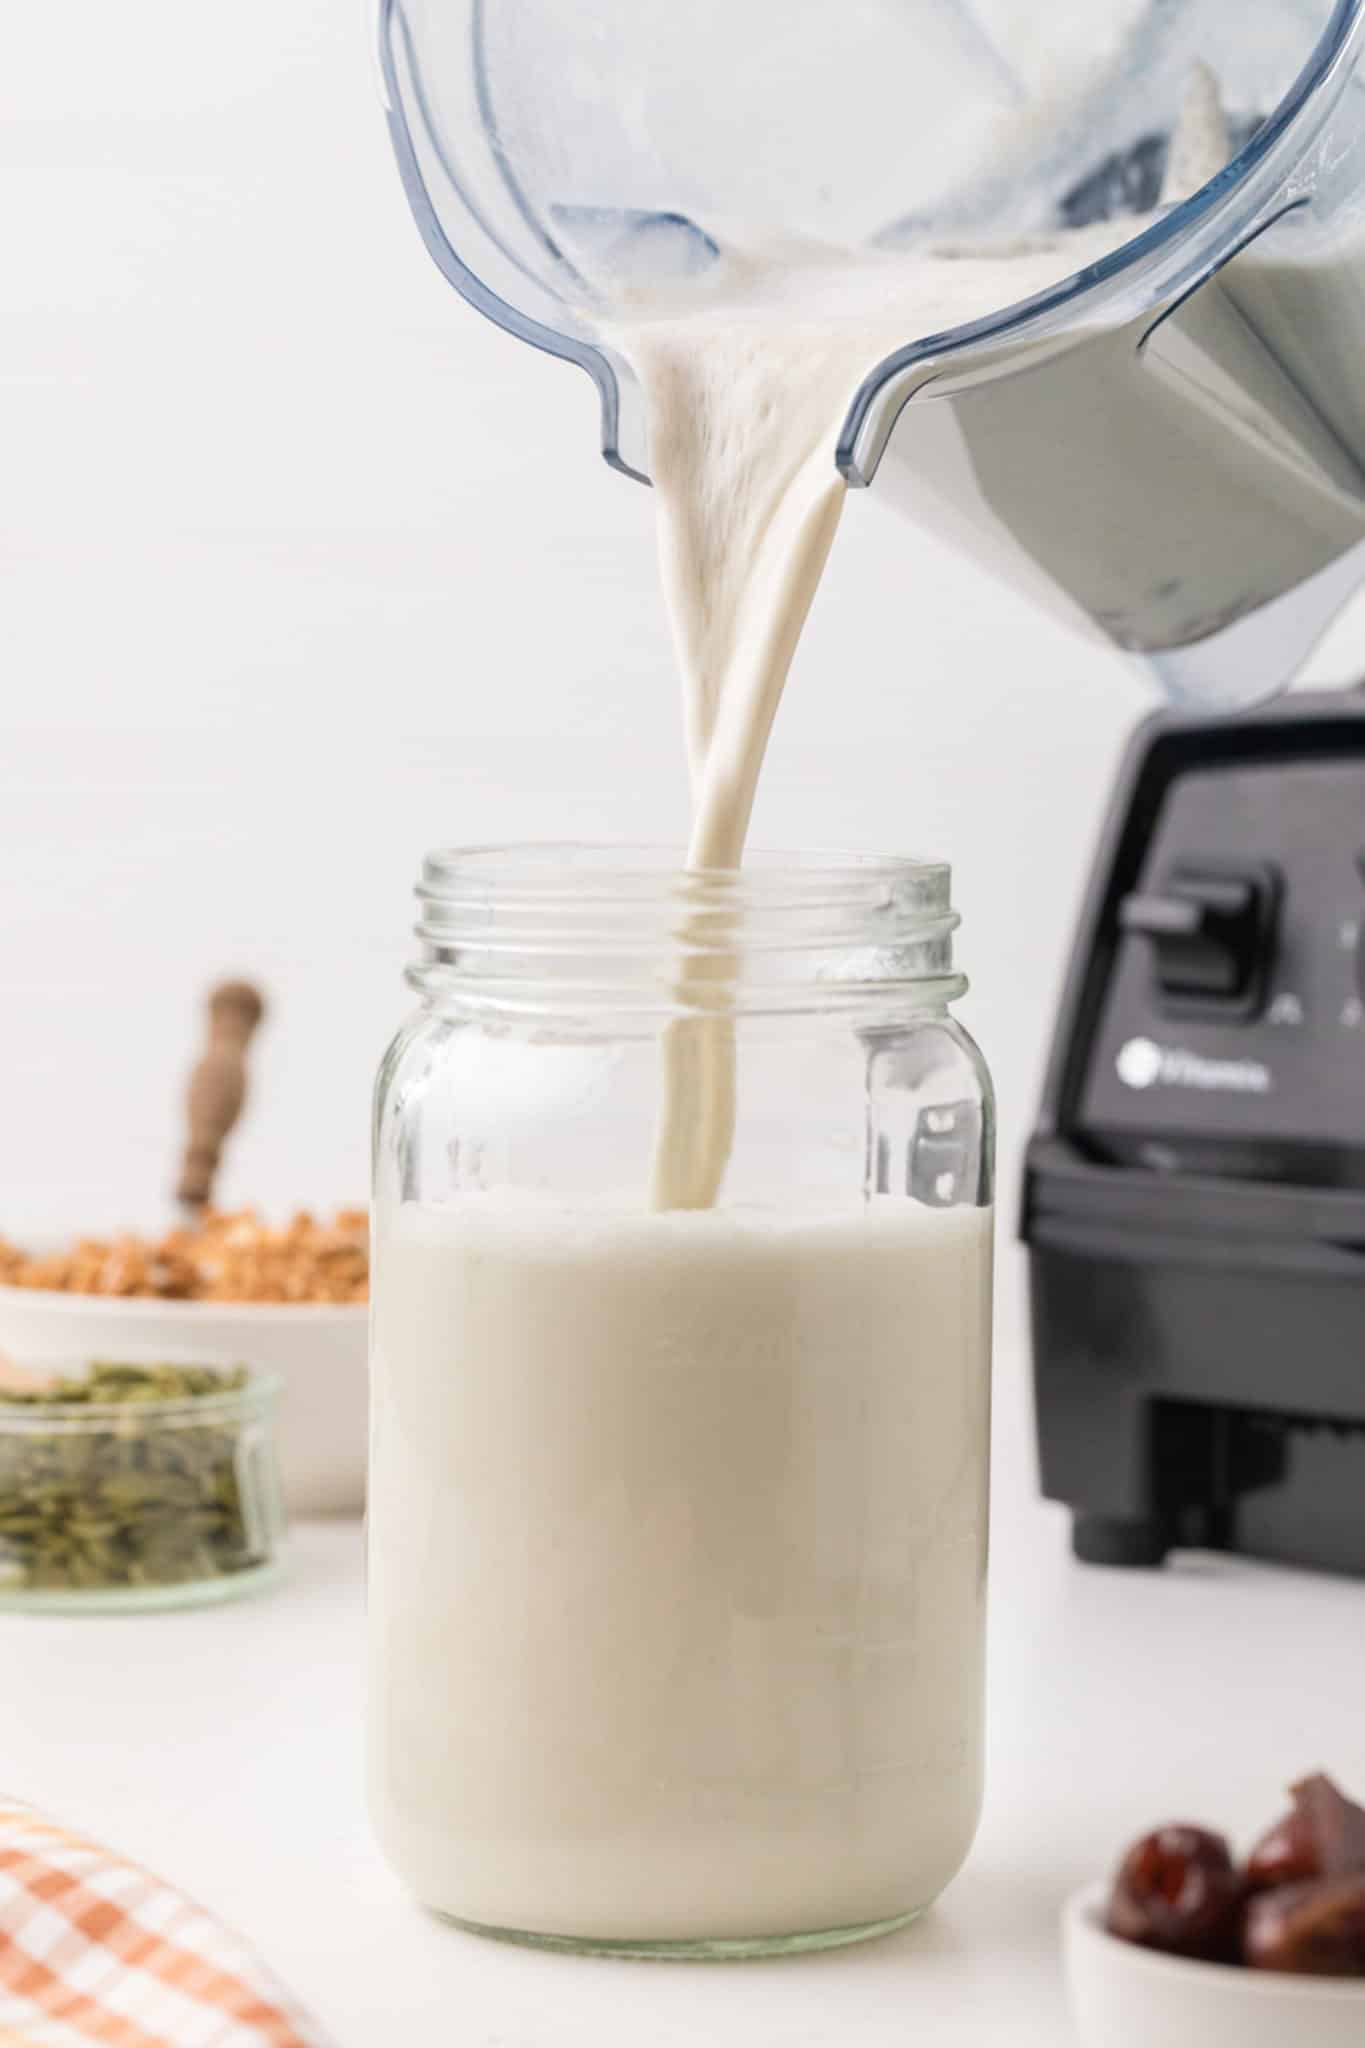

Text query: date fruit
(1248, 1775), (1365, 1893)
(1106, 1825), (1243, 1961)
(1247, 1807), (1320, 1894)
(1106, 1774), (1365, 1979)
(1295, 1774), (1365, 1877)
(1244, 1874), (1365, 1976)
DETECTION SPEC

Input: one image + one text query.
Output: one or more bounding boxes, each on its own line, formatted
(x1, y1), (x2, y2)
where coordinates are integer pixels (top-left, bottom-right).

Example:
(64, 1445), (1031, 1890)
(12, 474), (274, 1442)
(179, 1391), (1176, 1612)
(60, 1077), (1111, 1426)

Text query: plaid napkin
(0, 1799), (333, 2048)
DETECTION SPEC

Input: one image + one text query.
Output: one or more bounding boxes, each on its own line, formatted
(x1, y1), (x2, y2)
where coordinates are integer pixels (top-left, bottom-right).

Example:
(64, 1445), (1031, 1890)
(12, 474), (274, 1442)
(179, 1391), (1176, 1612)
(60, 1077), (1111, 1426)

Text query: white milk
(619, 222), (1163, 878)
(617, 225), (1169, 1210)
(368, 1195), (993, 1942)
(618, 232), (1129, 1212)
(615, 79), (1235, 1211)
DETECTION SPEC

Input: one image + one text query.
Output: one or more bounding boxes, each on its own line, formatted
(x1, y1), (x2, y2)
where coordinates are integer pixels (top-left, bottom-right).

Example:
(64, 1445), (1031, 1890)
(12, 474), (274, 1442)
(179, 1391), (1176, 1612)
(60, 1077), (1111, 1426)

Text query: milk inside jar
(372, 1190), (991, 1946)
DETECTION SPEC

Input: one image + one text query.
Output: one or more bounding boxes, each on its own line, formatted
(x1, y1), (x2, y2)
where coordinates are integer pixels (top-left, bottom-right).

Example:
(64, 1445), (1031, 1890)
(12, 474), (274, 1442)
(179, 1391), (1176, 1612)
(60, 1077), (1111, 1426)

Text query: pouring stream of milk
(608, 75), (1227, 1210)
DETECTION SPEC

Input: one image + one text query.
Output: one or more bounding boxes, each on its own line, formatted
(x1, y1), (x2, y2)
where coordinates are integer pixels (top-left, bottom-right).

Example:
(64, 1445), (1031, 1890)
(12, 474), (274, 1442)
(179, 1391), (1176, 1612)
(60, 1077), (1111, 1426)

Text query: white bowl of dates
(0, 1360), (286, 1613)
(1066, 1775), (1365, 2048)
(0, 1211), (368, 1516)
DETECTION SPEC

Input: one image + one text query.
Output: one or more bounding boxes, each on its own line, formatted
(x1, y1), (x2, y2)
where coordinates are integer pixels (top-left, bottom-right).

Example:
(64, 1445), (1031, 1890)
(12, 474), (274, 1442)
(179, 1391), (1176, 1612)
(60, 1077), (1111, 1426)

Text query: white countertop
(4, 1272), (1364, 2048)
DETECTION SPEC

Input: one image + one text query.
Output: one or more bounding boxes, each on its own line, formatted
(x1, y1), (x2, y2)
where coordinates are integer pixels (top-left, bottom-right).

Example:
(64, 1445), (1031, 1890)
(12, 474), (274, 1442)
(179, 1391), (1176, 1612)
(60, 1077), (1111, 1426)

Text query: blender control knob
(1120, 872), (1269, 1003)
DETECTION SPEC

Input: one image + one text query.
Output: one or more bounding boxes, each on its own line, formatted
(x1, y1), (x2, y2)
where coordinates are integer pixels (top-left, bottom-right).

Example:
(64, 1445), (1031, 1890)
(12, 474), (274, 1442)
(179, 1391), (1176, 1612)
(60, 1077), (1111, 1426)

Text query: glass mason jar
(368, 846), (994, 1958)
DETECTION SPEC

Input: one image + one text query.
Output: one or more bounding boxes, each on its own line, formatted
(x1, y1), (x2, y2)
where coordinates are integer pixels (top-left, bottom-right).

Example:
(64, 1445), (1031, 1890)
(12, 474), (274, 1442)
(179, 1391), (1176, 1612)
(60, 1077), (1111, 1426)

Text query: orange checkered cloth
(0, 1799), (333, 2048)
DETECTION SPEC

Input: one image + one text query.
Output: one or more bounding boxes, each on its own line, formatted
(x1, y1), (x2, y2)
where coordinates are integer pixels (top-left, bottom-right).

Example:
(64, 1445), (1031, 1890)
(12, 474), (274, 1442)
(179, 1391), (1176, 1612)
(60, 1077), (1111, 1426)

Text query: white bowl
(1064, 1882), (1365, 2048)
(0, 1286), (368, 1517)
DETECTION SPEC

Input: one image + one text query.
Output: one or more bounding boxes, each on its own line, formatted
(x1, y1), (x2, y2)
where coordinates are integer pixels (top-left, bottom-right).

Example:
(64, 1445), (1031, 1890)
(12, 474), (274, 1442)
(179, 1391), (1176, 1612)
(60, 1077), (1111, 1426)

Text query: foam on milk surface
(368, 1195), (993, 1941)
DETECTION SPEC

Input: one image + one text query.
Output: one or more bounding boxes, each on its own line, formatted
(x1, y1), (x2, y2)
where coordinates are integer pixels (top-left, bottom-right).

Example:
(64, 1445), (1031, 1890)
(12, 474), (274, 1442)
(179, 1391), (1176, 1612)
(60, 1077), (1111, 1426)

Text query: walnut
(0, 1209), (368, 1305)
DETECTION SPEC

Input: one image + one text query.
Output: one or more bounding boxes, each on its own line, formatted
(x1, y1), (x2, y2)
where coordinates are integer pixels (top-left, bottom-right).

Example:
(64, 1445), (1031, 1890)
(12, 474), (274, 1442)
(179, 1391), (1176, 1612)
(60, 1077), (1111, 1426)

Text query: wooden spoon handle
(176, 981), (266, 1210)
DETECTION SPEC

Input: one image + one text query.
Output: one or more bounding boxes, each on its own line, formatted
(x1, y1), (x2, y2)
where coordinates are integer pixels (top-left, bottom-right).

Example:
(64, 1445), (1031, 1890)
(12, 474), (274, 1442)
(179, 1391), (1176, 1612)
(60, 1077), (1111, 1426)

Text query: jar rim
(418, 842), (949, 906)
(410, 843), (964, 1017)
(0, 1368), (279, 1431)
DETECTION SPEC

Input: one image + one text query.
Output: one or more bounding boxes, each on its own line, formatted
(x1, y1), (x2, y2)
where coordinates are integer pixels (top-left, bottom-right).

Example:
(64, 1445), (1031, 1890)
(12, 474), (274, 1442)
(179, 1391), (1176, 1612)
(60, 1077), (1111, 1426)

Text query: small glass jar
(0, 1360), (285, 1612)
(368, 847), (994, 1958)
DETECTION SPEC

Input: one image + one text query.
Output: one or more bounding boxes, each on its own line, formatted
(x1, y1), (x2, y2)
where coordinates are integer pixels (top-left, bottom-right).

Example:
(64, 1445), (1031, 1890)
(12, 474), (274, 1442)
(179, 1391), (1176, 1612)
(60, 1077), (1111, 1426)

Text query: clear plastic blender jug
(376, 0), (1365, 708)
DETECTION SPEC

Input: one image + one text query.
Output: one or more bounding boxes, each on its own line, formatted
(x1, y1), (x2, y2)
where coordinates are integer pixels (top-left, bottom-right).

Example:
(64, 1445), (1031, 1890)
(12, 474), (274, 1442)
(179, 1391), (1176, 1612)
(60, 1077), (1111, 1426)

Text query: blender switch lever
(1120, 894), (1205, 938)
(1120, 875), (1264, 1002)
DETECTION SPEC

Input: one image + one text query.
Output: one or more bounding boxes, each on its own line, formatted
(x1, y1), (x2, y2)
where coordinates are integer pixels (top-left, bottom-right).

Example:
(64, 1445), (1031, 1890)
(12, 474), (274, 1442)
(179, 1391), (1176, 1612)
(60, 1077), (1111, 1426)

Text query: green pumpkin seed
(0, 1363), (265, 1594)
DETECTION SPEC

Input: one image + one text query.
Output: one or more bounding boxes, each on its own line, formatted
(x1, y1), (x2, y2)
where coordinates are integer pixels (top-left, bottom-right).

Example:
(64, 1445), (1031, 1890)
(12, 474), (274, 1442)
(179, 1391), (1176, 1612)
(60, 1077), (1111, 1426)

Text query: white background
(7, 20), (1365, 2046)
(5, 0), (1365, 1238)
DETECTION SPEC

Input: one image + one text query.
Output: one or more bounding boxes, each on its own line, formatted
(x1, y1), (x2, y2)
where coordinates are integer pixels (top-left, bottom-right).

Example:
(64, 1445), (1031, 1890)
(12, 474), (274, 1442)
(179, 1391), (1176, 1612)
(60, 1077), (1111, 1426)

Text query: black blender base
(1071, 1514), (1171, 1569)
(1029, 1222), (1365, 1584)
(1063, 1419), (1365, 1579)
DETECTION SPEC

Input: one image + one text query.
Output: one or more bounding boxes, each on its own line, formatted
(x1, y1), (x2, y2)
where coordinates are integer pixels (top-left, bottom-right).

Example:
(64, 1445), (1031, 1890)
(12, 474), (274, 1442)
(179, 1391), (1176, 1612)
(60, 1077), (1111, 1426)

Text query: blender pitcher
(376, 0), (1365, 708)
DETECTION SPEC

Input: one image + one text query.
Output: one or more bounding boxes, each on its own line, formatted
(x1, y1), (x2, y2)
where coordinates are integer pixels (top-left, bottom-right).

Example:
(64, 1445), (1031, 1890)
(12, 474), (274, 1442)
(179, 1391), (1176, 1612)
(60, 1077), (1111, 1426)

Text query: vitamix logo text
(1115, 1037), (1271, 1096)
